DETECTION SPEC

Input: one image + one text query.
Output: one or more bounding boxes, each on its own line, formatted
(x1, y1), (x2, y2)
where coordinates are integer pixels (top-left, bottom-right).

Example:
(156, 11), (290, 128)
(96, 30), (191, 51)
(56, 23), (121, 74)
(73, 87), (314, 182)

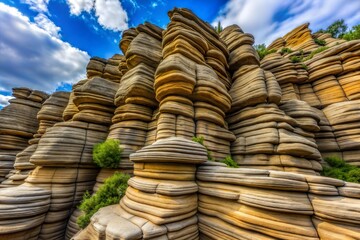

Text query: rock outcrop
(0, 88), (48, 182)
(73, 137), (207, 239)
(1, 91), (70, 187)
(0, 7), (360, 240)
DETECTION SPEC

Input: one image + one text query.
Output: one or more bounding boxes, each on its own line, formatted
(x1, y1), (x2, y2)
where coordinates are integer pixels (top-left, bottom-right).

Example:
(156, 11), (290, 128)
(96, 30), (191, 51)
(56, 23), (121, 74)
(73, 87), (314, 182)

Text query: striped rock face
(1, 7), (360, 240)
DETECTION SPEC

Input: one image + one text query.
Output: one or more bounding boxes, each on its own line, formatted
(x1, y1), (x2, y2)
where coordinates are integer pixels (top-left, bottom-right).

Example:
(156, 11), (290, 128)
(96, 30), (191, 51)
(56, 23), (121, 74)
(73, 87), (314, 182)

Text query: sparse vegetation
(192, 136), (213, 161)
(280, 47), (293, 55)
(214, 21), (223, 33)
(254, 44), (276, 60)
(222, 156), (238, 168)
(77, 172), (130, 229)
(303, 46), (329, 61)
(317, 19), (348, 38)
(314, 38), (326, 46)
(301, 63), (308, 70)
(290, 56), (302, 63)
(342, 24), (360, 40)
(93, 139), (122, 168)
(317, 19), (360, 41)
(322, 156), (360, 183)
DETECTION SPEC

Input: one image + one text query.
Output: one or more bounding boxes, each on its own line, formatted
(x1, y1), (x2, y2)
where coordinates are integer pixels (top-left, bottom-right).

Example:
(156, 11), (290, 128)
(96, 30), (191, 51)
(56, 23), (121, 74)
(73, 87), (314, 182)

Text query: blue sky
(1, 0), (360, 108)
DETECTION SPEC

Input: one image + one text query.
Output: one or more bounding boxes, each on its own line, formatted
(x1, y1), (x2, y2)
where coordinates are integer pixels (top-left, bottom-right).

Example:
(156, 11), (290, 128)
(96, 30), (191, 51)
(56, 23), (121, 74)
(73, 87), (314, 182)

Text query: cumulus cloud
(0, 95), (12, 108)
(0, 3), (90, 95)
(66, 0), (129, 32)
(66, 0), (94, 15)
(214, 0), (360, 45)
(95, 0), (128, 31)
(21, 0), (49, 12)
(34, 13), (61, 37)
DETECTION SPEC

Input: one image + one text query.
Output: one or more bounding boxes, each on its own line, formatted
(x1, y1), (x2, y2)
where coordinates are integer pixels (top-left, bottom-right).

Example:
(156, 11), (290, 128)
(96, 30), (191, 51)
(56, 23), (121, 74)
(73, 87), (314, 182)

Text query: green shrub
(314, 38), (326, 46)
(301, 64), (308, 70)
(322, 156), (360, 183)
(254, 44), (276, 60)
(93, 139), (122, 168)
(214, 21), (223, 33)
(222, 156), (238, 168)
(192, 136), (213, 161)
(342, 24), (360, 40)
(280, 47), (293, 55)
(290, 56), (302, 63)
(77, 172), (130, 229)
(303, 46), (329, 61)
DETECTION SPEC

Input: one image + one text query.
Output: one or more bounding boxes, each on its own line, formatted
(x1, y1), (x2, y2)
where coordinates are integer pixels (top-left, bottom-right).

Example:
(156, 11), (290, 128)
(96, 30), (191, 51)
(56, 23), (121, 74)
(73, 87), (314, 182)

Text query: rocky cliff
(0, 7), (359, 240)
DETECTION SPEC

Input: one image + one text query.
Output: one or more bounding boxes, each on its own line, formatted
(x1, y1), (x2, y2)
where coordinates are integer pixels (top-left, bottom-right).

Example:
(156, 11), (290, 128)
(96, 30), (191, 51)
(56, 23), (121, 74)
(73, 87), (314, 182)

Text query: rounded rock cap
(130, 137), (208, 164)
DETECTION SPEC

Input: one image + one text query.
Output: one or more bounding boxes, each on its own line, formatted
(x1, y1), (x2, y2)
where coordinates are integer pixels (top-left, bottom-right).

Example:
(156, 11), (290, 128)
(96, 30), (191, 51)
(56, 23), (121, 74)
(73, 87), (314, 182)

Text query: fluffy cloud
(0, 3), (90, 98)
(66, 0), (94, 15)
(21, 0), (49, 12)
(66, 0), (129, 32)
(34, 13), (61, 37)
(95, 0), (128, 31)
(214, 0), (360, 45)
(0, 95), (12, 108)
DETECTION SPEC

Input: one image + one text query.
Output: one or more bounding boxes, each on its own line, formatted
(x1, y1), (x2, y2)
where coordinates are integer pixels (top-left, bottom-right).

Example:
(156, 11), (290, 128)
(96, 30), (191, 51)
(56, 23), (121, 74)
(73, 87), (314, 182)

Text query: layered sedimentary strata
(0, 88), (48, 182)
(0, 7), (360, 240)
(220, 25), (322, 175)
(74, 137), (207, 239)
(155, 8), (234, 160)
(265, 25), (360, 166)
(86, 54), (125, 83)
(197, 164), (360, 239)
(1, 92), (70, 187)
(0, 77), (118, 240)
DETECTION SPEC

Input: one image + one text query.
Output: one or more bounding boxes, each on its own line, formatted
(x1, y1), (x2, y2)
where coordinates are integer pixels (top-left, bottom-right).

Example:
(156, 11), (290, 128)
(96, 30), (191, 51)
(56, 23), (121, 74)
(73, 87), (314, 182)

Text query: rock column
(74, 137), (207, 239)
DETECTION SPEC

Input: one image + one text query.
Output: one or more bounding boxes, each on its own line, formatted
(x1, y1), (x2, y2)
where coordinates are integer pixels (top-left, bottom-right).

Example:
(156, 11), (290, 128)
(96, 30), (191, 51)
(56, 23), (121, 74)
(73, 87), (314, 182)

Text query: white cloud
(66, 0), (94, 15)
(214, 0), (360, 45)
(94, 0), (129, 31)
(21, 0), (49, 12)
(34, 13), (61, 37)
(0, 94), (12, 108)
(0, 3), (90, 95)
(152, 2), (158, 8)
(66, 0), (129, 32)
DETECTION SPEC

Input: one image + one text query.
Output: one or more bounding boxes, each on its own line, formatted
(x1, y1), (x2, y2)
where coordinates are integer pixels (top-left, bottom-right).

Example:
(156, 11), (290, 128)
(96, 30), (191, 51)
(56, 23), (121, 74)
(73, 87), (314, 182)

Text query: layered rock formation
(197, 164), (360, 239)
(263, 24), (360, 166)
(0, 88), (48, 182)
(74, 137), (207, 239)
(1, 92), (70, 187)
(0, 7), (360, 240)
(155, 8), (234, 160)
(220, 26), (322, 175)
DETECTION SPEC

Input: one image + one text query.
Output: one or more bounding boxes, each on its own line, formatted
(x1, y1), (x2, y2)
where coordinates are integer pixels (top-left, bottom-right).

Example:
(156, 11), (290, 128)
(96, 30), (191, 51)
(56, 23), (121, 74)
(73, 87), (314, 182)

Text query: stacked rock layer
(220, 25), (322, 175)
(0, 88), (48, 182)
(0, 7), (360, 240)
(264, 24), (360, 166)
(197, 164), (360, 239)
(1, 91), (70, 187)
(0, 76), (119, 240)
(73, 137), (207, 239)
(155, 8), (235, 160)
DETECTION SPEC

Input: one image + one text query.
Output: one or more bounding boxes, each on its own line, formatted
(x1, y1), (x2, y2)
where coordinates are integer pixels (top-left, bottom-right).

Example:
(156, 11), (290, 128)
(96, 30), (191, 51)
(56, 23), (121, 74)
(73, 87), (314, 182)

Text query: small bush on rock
(77, 172), (130, 229)
(93, 139), (122, 168)
(303, 46), (329, 61)
(222, 156), (238, 168)
(290, 56), (302, 63)
(280, 47), (293, 55)
(314, 38), (326, 46)
(254, 44), (276, 60)
(192, 136), (213, 161)
(322, 156), (360, 183)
